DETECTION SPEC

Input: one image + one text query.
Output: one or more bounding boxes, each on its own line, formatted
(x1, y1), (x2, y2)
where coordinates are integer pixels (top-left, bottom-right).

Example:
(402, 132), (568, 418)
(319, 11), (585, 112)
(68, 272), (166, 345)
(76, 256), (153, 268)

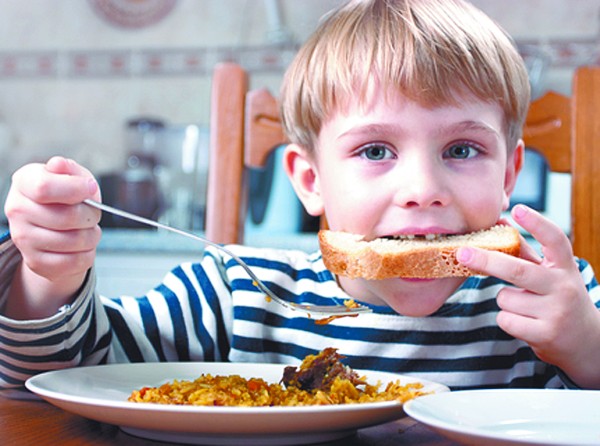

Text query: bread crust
(319, 226), (521, 279)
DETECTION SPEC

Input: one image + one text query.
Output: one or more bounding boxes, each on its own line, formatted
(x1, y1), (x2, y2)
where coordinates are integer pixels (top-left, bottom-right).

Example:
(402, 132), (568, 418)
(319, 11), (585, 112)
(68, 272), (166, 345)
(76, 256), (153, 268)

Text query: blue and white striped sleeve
(0, 238), (233, 397)
(0, 237), (106, 396)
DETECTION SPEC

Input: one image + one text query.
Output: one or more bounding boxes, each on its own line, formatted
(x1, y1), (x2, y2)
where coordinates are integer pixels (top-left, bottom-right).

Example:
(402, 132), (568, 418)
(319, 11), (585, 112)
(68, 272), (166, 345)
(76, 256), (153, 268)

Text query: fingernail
(513, 204), (527, 220)
(88, 178), (98, 195)
(456, 247), (473, 263)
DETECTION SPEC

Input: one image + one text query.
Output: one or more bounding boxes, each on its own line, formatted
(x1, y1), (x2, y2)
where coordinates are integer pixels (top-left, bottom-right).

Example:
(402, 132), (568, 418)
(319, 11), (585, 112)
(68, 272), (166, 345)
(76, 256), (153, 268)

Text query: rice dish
(128, 348), (425, 407)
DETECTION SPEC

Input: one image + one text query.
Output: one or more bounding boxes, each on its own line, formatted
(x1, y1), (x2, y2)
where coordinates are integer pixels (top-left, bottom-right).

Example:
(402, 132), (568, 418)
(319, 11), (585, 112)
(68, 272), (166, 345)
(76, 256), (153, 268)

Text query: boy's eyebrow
(442, 120), (502, 139)
(336, 123), (405, 140)
(337, 120), (502, 140)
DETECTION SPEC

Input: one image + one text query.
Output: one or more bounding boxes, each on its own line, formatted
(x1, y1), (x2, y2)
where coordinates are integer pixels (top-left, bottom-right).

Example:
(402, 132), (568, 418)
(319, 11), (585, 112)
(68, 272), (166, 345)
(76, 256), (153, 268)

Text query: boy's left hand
(456, 204), (600, 389)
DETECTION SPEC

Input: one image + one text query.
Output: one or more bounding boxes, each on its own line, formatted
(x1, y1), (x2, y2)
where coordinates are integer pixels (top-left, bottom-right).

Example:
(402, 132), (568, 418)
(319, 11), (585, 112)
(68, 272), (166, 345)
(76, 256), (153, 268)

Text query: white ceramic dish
(404, 388), (600, 446)
(25, 362), (448, 445)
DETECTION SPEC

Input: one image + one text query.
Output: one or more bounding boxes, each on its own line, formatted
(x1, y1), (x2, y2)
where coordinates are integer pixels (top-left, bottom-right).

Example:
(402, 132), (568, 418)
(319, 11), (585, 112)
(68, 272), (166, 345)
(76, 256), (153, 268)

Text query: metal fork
(84, 199), (372, 318)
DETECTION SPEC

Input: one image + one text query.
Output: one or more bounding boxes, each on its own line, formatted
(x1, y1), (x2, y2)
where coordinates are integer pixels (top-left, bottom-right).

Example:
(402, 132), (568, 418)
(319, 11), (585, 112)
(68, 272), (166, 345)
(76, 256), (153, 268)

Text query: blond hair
(280, 0), (530, 151)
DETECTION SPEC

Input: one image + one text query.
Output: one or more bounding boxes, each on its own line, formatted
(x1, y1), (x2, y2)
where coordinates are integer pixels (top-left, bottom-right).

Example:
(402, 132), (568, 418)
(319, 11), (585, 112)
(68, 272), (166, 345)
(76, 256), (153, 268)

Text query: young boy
(2, 0), (600, 398)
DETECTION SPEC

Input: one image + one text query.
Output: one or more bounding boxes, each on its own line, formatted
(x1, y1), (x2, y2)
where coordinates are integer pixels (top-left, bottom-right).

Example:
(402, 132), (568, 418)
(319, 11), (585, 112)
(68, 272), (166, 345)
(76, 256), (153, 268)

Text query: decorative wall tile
(0, 44), (299, 80)
(236, 45), (298, 73)
(68, 50), (133, 77)
(138, 48), (208, 76)
(0, 51), (58, 78)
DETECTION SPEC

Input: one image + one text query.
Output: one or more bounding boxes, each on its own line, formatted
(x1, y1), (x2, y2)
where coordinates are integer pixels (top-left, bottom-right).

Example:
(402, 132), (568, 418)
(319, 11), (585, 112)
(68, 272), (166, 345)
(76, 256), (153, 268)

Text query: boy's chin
(386, 300), (446, 317)
(384, 292), (448, 317)
(371, 276), (466, 317)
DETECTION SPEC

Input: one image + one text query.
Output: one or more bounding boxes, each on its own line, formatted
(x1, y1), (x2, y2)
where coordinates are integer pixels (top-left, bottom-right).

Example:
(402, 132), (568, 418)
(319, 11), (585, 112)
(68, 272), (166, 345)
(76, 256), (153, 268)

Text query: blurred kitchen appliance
(157, 124), (209, 230)
(125, 117), (165, 168)
(98, 117), (207, 230)
(98, 167), (162, 228)
(98, 117), (165, 228)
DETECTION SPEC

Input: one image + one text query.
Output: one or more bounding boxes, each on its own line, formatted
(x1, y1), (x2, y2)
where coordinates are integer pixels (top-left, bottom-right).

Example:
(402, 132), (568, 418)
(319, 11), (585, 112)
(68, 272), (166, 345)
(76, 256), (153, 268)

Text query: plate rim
(26, 361), (448, 414)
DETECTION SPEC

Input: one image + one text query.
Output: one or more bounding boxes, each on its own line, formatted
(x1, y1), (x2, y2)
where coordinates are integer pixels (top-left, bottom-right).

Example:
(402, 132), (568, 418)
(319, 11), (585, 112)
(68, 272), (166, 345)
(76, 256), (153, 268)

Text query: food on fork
(319, 225), (520, 279)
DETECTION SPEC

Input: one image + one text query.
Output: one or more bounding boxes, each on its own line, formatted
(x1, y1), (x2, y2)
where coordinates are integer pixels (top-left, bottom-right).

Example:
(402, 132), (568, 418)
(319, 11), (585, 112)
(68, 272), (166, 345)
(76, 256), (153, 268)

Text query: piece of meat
(281, 347), (366, 391)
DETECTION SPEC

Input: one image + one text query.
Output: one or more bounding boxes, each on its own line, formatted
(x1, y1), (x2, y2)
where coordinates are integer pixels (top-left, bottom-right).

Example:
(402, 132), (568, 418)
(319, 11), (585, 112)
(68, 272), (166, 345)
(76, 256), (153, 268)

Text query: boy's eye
(360, 144), (394, 161)
(445, 143), (479, 159)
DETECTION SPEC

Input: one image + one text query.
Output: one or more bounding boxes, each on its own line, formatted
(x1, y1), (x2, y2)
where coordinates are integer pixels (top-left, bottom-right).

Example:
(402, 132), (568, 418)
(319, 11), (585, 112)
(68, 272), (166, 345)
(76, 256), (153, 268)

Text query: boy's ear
(502, 140), (525, 210)
(282, 143), (325, 216)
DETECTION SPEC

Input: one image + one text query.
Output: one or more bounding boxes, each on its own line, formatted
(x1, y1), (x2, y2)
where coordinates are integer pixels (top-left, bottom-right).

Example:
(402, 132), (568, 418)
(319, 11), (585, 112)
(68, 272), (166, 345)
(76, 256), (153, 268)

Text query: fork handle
(84, 199), (276, 302)
(84, 199), (223, 249)
(84, 199), (371, 316)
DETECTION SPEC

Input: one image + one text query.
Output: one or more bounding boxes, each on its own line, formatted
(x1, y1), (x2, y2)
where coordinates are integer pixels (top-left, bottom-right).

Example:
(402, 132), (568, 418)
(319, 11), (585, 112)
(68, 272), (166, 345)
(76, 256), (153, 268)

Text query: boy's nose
(392, 160), (450, 208)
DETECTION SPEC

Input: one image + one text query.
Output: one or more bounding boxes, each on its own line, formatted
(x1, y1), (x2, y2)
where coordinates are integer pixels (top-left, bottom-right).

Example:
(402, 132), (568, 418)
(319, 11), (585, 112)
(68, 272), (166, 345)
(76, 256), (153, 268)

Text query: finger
(495, 218), (540, 263)
(496, 286), (541, 318)
(45, 157), (101, 203)
(46, 156), (96, 179)
(456, 245), (551, 293)
(511, 204), (573, 268)
(14, 226), (101, 280)
(16, 225), (101, 256)
(496, 308), (547, 345)
(23, 246), (98, 281)
(45, 156), (77, 175)
(5, 177), (101, 231)
(519, 235), (543, 264)
(28, 203), (101, 231)
(15, 162), (100, 206)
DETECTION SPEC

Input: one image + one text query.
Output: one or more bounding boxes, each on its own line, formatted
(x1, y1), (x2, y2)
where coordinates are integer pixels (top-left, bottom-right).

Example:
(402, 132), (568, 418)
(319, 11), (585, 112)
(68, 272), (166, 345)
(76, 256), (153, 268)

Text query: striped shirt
(1, 234), (598, 396)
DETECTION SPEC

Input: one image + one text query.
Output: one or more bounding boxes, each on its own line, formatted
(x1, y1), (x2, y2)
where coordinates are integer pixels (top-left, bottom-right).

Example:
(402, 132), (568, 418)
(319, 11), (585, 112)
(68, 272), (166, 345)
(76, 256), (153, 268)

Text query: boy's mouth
(381, 234), (443, 241)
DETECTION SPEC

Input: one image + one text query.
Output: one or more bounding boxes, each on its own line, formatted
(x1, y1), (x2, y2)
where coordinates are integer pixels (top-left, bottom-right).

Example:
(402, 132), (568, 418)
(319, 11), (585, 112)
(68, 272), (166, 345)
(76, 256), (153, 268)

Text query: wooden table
(0, 396), (459, 445)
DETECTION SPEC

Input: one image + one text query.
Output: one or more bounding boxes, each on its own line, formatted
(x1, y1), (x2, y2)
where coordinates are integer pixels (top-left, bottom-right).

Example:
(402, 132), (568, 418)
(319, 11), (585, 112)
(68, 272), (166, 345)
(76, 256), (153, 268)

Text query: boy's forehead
(331, 78), (501, 118)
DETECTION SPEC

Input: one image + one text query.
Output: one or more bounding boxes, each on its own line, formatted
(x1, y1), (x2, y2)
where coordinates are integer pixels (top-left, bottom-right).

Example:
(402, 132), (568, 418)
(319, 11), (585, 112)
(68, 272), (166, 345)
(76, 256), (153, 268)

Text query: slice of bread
(319, 225), (520, 279)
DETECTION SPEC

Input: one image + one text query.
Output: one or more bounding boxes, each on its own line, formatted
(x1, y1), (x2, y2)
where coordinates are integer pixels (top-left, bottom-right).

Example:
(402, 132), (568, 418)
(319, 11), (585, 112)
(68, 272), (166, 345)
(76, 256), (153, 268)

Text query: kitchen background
(0, 0), (599, 295)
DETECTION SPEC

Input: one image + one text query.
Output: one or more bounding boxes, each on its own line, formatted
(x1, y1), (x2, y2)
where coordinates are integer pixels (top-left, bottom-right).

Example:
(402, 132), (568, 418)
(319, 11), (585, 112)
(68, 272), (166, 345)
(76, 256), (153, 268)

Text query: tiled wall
(0, 0), (598, 189)
(0, 45), (298, 79)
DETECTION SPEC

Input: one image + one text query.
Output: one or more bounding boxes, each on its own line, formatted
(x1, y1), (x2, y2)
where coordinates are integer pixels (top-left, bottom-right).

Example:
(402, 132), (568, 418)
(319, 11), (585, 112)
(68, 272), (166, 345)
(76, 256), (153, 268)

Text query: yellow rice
(128, 373), (425, 407)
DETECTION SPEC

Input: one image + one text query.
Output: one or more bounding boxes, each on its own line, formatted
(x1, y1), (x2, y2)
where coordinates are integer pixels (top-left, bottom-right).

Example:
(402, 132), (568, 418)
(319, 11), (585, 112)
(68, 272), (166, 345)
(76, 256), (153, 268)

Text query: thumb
(46, 156), (85, 176)
(45, 156), (100, 201)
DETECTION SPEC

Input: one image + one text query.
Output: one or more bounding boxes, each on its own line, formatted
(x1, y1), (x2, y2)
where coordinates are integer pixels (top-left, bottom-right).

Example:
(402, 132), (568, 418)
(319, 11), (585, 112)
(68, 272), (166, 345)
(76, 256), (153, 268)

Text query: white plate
(404, 389), (600, 446)
(25, 362), (448, 445)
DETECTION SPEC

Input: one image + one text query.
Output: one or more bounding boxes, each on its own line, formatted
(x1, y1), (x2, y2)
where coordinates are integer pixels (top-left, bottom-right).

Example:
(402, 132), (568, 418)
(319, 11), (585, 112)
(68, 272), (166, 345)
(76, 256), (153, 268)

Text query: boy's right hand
(3, 156), (102, 318)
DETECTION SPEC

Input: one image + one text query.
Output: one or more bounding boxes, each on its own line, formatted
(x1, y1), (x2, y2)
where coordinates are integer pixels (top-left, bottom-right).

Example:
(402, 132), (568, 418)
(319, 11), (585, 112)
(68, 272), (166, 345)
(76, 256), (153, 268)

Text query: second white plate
(404, 388), (600, 446)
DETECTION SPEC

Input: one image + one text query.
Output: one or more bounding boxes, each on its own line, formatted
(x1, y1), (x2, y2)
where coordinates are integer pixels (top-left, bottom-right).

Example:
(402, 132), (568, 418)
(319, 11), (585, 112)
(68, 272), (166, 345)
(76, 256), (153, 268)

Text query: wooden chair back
(205, 62), (287, 244)
(523, 66), (600, 272)
(206, 62), (600, 273)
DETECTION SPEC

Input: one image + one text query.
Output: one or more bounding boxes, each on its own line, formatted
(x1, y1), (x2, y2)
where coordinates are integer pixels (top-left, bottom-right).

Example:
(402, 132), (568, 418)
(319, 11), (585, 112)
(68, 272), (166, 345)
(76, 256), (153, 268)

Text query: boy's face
(285, 85), (523, 316)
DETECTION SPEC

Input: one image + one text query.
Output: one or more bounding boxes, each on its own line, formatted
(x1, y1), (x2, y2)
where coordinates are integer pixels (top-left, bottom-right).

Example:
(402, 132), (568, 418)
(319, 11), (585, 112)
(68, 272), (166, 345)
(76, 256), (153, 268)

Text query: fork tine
(256, 280), (371, 315)
(84, 199), (372, 318)
(216, 249), (371, 316)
